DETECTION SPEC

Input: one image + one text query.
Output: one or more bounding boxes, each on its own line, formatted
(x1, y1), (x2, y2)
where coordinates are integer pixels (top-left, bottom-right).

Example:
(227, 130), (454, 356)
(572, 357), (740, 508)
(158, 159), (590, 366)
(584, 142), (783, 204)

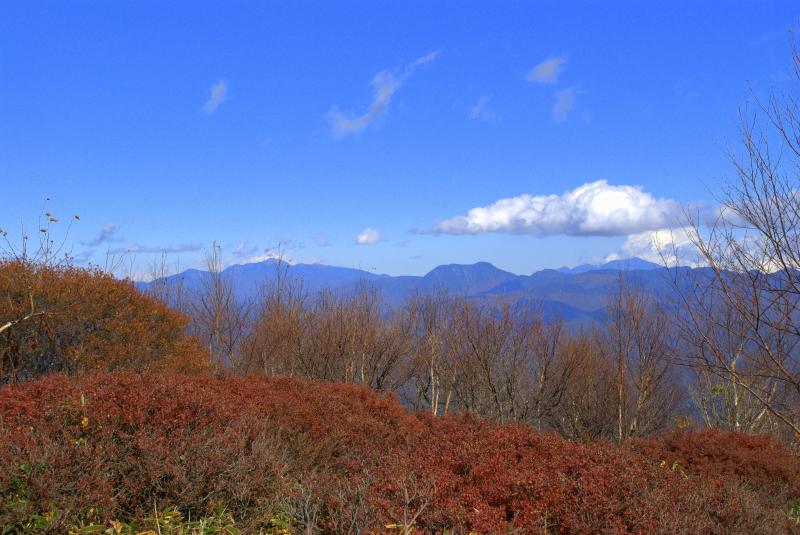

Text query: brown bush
(0, 260), (208, 383)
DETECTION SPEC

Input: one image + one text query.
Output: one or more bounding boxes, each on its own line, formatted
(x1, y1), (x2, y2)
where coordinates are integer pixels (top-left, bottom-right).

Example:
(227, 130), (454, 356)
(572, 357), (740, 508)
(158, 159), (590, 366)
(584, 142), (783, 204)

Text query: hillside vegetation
(0, 260), (207, 383)
(2, 372), (800, 534)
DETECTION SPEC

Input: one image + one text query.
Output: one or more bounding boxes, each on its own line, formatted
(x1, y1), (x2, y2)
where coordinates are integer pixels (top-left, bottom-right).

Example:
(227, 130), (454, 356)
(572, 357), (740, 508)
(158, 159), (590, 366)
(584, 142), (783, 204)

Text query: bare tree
(240, 257), (308, 377)
(526, 316), (579, 432)
(192, 243), (251, 370)
(146, 252), (191, 314)
(409, 297), (582, 427)
(400, 291), (453, 415)
(673, 38), (800, 440)
(604, 280), (682, 442)
(550, 332), (618, 440)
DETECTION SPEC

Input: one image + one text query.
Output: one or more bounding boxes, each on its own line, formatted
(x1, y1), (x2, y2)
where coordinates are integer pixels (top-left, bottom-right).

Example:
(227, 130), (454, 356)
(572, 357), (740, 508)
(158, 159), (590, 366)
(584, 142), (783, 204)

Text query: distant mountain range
(139, 257), (690, 325)
(556, 257), (662, 274)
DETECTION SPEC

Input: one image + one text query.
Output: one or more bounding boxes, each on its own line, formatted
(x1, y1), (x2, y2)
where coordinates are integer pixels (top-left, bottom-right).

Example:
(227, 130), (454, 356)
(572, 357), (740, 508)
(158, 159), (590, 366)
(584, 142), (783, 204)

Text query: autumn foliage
(633, 428), (800, 513)
(2, 372), (799, 533)
(0, 260), (208, 383)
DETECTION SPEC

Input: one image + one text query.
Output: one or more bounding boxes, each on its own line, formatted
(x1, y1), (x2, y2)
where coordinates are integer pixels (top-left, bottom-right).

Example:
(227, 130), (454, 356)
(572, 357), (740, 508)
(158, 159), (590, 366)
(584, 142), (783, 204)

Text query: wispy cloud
(527, 55), (567, 84)
(202, 79), (228, 115)
(81, 223), (123, 247)
(356, 227), (382, 245)
(72, 249), (97, 265)
(109, 243), (203, 254)
(553, 87), (575, 122)
(229, 243), (259, 259)
(312, 234), (332, 248)
(426, 180), (680, 237)
(327, 50), (440, 138)
(468, 95), (499, 123)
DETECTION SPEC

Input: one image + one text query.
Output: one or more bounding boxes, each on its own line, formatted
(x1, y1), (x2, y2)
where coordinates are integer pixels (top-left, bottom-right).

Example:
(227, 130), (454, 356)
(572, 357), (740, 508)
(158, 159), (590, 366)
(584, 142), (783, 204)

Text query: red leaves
(0, 372), (798, 533)
(632, 428), (800, 513)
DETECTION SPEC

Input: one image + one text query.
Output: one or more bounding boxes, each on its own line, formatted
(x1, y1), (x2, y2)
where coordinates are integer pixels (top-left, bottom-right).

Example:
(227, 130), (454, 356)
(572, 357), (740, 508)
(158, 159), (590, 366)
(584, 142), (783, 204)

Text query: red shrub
(632, 428), (800, 511)
(411, 415), (794, 533)
(0, 373), (797, 533)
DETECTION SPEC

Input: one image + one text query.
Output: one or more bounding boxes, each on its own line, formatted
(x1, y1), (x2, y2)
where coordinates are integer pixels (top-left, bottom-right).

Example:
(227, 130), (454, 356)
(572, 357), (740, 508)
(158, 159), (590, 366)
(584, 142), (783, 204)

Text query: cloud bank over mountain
(428, 180), (681, 237)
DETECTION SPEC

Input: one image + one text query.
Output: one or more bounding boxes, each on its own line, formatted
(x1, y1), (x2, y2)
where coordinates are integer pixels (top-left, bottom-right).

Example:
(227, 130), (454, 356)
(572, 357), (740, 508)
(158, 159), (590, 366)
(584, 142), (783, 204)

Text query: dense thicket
(1, 372), (798, 533)
(0, 260), (208, 383)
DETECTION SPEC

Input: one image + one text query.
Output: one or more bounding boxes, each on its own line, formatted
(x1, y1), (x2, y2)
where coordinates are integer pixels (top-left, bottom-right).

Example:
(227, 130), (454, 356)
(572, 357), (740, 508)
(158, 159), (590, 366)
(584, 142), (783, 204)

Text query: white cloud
(527, 55), (567, 84)
(202, 79), (228, 115)
(327, 50), (440, 138)
(607, 227), (702, 266)
(429, 180), (680, 237)
(553, 87), (575, 122)
(241, 250), (295, 265)
(224, 242), (303, 266)
(356, 227), (382, 245)
(468, 95), (499, 123)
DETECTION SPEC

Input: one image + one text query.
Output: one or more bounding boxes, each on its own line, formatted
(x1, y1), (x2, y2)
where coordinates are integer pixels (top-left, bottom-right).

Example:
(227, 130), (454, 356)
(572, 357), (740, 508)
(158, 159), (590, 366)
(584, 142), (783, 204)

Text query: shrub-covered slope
(1, 372), (798, 533)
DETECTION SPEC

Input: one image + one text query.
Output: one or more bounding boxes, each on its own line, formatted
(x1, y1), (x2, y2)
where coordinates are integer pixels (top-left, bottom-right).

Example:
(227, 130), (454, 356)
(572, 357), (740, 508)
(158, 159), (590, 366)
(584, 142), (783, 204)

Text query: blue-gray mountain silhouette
(139, 257), (687, 325)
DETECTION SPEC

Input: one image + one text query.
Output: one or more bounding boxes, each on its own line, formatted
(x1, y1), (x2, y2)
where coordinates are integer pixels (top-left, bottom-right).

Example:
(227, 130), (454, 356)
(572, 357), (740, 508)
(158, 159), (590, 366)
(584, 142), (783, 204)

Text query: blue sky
(1, 1), (798, 277)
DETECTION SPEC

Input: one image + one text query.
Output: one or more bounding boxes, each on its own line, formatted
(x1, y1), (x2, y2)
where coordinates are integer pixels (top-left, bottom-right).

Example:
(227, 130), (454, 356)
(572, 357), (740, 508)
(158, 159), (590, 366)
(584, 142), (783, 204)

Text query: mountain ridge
(139, 257), (679, 325)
